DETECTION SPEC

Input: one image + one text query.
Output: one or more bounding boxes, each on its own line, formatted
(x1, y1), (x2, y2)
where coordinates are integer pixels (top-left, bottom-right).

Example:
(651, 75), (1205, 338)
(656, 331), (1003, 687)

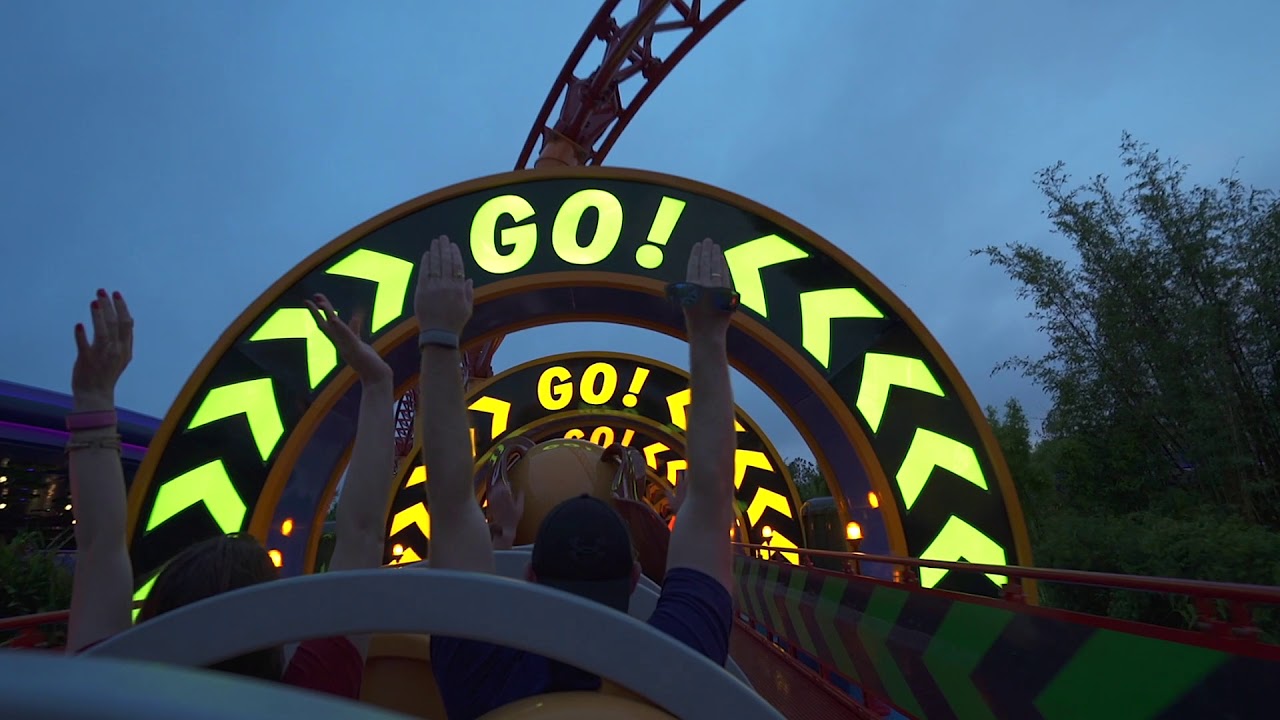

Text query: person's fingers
(687, 239), (702, 282)
(448, 241), (465, 280)
(89, 297), (108, 345)
(428, 236), (443, 278)
(96, 288), (119, 337)
(111, 291), (134, 360)
(74, 323), (90, 355)
(348, 312), (365, 339)
(303, 299), (326, 329)
(464, 278), (474, 304)
(113, 292), (133, 330)
(712, 244), (730, 288)
(315, 294), (339, 323)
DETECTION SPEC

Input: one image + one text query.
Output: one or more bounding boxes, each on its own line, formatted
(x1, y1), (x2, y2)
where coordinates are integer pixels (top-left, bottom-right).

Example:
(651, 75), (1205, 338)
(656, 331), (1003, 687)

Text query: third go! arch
(380, 351), (806, 568)
(124, 166), (1034, 601)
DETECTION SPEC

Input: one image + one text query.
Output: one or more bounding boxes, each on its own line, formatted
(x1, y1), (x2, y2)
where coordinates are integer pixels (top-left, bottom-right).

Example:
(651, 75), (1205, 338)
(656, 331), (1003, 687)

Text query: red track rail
(735, 543), (1280, 641)
(8, 547), (1277, 647)
(458, 0), (748, 386)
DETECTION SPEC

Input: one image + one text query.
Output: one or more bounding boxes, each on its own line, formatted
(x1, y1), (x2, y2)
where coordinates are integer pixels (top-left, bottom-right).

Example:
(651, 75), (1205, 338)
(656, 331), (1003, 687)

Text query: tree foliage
(979, 135), (1280, 636)
(787, 457), (830, 502)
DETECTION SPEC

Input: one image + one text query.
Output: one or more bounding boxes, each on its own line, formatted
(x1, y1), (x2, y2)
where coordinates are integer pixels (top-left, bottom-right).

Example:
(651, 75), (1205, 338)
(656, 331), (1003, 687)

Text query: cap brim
(539, 576), (632, 614)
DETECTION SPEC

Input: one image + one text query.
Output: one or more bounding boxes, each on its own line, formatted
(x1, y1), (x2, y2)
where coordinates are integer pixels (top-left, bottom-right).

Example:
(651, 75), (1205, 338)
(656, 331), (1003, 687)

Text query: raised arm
(413, 235), (494, 573)
(305, 295), (395, 657)
(66, 290), (135, 651)
(666, 240), (738, 593)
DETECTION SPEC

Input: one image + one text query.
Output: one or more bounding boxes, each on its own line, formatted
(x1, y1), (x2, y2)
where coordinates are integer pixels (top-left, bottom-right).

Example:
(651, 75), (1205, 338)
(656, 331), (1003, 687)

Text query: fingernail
(97, 289), (107, 296)
(90, 301), (99, 309)
(112, 291), (121, 299)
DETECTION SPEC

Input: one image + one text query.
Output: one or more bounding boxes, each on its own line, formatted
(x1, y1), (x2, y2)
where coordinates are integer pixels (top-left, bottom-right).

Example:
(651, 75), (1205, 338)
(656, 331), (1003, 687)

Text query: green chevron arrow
(250, 308), (338, 389)
(187, 378), (283, 461)
(857, 586), (924, 718)
(131, 572), (159, 621)
(722, 234), (809, 317)
(783, 567), (819, 657)
(325, 248), (414, 333)
(1034, 630), (1227, 719)
(144, 459), (247, 535)
(896, 428), (988, 511)
(918, 516), (1008, 588)
(856, 353), (945, 433)
(798, 288), (884, 368)
(814, 576), (861, 681)
(922, 601), (1012, 720)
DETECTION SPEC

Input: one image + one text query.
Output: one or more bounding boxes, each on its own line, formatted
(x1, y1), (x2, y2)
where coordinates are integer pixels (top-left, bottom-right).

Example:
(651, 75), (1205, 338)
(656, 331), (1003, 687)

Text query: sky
(2, 1), (1278, 463)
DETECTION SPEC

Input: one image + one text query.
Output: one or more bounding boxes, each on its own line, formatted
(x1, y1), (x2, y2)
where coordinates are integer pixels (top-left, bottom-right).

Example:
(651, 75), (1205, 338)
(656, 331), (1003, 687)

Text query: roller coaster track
(394, 0), (747, 457)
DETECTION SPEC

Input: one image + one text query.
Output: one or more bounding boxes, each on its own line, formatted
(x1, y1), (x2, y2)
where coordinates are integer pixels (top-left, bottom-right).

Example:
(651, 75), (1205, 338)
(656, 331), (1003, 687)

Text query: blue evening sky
(2, 1), (1277, 461)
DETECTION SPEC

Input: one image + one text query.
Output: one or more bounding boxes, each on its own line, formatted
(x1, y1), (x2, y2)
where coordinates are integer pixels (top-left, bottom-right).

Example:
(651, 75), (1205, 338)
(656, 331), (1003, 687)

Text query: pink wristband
(66, 410), (118, 432)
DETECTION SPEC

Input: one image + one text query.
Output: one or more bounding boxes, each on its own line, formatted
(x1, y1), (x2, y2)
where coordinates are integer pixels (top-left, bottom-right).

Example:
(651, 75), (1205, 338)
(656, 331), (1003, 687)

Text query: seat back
(359, 633), (445, 719)
(358, 549), (751, 717)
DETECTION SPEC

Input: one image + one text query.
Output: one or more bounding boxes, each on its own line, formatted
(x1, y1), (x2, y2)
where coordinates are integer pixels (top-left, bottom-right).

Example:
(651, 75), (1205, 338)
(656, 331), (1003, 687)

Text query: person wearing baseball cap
(414, 236), (740, 720)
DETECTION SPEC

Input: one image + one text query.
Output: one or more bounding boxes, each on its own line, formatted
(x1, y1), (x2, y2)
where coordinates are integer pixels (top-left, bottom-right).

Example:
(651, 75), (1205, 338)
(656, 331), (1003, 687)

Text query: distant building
(0, 380), (158, 543)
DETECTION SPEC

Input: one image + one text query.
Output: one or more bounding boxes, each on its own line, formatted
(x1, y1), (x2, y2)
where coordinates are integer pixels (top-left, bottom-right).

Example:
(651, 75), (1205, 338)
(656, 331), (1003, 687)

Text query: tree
(976, 133), (1280, 525)
(786, 457), (829, 502)
(977, 135), (1280, 637)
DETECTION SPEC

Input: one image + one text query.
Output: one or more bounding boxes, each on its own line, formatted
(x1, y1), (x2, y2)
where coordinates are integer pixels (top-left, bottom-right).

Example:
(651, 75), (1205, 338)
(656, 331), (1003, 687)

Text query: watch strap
(418, 329), (460, 349)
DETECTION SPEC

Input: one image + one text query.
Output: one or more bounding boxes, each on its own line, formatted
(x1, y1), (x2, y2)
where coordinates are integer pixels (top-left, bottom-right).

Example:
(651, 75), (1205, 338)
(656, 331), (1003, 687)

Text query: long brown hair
(137, 533), (284, 680)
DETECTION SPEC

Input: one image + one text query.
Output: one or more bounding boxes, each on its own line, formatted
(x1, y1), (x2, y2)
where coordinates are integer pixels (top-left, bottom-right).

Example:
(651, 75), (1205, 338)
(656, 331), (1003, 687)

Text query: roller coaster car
(11, 550), (777, 719)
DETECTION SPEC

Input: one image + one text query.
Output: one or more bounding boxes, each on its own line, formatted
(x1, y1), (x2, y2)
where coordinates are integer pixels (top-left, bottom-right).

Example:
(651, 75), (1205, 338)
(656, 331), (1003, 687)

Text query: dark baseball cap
(531, 494), (635, 613)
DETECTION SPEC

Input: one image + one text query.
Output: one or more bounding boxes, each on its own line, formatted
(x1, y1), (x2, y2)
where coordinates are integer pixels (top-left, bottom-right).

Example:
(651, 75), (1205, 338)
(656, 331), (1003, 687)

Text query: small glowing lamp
(281, 518), (294, 537)
(867, 492), (879, 509)
(846, 521), (863, 541)
(268, 549), (283, 567)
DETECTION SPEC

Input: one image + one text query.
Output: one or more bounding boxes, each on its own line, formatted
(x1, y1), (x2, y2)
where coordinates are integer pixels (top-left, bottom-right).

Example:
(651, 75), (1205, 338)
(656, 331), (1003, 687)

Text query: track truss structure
(401, 0), (747, 453)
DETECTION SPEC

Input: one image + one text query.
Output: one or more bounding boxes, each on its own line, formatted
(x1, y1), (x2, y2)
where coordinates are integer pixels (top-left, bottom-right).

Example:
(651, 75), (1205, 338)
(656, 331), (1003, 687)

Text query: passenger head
(526, 494), (641, 613)
(137, 533), (284, 680)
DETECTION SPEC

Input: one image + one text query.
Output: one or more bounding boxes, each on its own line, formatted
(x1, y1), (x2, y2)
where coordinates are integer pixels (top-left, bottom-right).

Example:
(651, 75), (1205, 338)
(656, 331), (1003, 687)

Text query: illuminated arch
(126, 167), (1032, 600)
(376, 351), (803, 568)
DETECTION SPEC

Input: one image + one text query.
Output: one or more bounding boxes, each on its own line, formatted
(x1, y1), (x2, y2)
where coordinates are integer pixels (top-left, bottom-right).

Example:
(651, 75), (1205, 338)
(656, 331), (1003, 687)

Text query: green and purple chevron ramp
(732, 556), (1274, 719)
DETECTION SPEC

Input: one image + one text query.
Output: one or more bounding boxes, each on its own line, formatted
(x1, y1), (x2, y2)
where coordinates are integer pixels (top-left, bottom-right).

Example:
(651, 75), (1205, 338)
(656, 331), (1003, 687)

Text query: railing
(5, 545), (1277, 650)
(732, 541), (1280, 640)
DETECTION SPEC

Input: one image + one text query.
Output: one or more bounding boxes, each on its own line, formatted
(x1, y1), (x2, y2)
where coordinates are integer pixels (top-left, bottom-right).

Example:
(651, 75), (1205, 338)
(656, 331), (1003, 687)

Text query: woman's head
(138, 533), (283, 679)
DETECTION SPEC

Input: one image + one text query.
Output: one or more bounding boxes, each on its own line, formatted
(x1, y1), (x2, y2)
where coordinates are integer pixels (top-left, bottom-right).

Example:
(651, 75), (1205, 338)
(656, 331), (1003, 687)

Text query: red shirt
(77, 636), (363, 699)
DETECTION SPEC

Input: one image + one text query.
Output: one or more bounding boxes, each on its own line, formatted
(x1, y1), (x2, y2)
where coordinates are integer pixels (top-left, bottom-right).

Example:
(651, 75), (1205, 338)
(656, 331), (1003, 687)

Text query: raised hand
(304, 294), (392, 385)
(414, 235), (474, 337)
(72, 290), (133, 411)
(683, 238), (735, 338)
(486, 480), (525, 549)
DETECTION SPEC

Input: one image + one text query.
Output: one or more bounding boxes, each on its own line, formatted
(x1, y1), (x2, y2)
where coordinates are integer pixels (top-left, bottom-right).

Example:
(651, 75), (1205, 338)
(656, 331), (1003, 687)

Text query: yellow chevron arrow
(665, 458), (687, 485)
(405, 465), (426, 488)
(798, 288), (883, 369)
(723, 234), (810, 317)
(468, 396), (511, 441)
(389, 502), (431, 539)
(250, 308), (339, 389)
(664, 389), (745, 432)
(145, 460), (247, 535)
(187, 378), (283, 461)
(896, 428), (988, 510)
(762, 529), (800, 565)
(734, 449), (773, 490)
(745, 486), (792, 524)
(324, 249), (415, 333)
(389, 546), (423, 565)
(643, 442), (670, 468)
(856, 353), (945, 433)
(918, 516), (1008, 588)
